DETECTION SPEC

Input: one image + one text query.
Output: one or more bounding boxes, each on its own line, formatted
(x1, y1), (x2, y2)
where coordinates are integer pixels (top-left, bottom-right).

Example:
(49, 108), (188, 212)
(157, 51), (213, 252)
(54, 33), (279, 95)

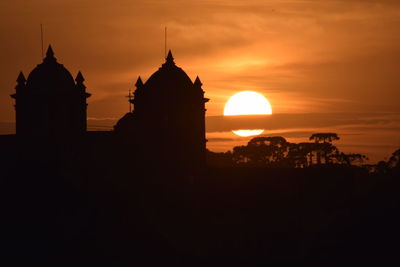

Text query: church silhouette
(11, 46), (90, 141)
(6, 45), (209, 171)
(114, 50), (209, 170)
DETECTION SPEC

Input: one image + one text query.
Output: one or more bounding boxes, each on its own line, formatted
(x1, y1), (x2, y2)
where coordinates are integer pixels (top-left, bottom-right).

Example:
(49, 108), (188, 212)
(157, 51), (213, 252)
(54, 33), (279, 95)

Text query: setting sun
(232, 129), (265, 137)
(224, 91), (272, 137)
(223, 91), (272, 116)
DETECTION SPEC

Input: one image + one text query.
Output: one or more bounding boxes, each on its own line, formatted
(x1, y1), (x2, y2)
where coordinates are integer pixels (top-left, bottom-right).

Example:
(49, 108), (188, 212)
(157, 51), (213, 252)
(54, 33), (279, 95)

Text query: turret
(194, 76), (202, 87)
(135, 76), (143, 89)
(75, 71), (91, 98)
(11, 72), (26, 99)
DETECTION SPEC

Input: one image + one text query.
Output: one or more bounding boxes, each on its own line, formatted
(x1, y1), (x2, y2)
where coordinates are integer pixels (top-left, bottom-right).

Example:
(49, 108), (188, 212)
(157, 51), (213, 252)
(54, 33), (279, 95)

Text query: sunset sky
(1, 0), (400, 162)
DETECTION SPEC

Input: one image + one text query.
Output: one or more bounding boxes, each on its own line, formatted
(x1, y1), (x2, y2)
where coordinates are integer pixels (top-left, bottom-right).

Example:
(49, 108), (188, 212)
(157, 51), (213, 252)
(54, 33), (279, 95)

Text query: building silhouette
(11, 46), (90, 142)
(115, 50), (209, 170)
(3, 46), (208, 171)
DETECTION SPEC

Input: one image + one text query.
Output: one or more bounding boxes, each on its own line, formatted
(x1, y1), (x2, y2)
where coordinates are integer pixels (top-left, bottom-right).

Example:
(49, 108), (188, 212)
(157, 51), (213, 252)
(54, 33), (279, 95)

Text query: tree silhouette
(320, 142), (340, 164)
(376, 160), (390, 174)
(335, 152), (368, 166)
(232, 145), (254, 164)
(287, 142), (314, 168)
(249, 136), (289, 166)
(231, 136), (290, 167)
(309, 133), (340, 164)
(226, 133), (387, 170)
(388, 149), (400, 169)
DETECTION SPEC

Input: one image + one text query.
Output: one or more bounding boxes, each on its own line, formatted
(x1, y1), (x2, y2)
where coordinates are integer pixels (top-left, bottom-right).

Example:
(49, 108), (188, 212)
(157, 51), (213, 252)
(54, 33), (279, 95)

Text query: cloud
(206, 113), (400, 132)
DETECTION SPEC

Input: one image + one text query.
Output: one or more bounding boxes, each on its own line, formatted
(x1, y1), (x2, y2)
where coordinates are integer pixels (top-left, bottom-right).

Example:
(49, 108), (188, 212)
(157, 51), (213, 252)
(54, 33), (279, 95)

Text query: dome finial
(166, 50), (174, 63)
(44, 45), (56, 62)
(46, 45), (54, 57)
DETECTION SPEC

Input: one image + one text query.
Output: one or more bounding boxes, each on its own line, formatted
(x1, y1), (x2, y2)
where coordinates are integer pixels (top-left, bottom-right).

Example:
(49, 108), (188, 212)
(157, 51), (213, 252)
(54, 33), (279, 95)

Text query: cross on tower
(126, 89), (133, 113)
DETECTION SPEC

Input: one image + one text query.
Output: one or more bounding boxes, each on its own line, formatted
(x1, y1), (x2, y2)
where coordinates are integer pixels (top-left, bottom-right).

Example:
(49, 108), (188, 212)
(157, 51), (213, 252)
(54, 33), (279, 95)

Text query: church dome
(26, 45), (75, 91)
(114, 112), (136, 133)
(144, 51), (193, 91)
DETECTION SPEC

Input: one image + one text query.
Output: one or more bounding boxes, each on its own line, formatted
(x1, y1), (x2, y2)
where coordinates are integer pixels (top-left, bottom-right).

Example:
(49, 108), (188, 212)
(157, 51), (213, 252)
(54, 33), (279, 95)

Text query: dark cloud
(207, 137), (237, 142)
(206, 113), (400, 132)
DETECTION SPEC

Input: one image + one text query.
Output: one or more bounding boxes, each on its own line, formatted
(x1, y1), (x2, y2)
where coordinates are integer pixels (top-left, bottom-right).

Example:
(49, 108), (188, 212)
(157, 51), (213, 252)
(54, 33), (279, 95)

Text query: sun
(223, 91), (272, 137)
(224, 91), (272, 116)
(231, 129), (265, 137)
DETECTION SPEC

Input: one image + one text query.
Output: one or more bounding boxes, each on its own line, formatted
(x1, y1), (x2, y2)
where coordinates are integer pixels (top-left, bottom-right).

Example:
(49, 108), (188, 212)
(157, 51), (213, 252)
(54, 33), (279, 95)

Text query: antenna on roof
(164, 26), (167, 59)
(40, 24), (44, 59)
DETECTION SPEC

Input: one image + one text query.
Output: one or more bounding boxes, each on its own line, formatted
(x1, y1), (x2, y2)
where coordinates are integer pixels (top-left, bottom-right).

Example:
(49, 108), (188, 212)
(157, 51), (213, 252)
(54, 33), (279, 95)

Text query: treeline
(207, 132), (400, 173)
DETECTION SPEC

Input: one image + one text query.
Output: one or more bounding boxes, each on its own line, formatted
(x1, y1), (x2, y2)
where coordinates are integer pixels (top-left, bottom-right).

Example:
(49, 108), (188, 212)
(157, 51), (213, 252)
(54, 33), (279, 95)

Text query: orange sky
(1, 0), (400, 162)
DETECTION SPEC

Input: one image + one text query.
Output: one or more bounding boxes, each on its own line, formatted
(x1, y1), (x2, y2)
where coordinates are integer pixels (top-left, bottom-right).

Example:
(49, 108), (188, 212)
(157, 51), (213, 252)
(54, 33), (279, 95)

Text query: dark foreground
(1, 152), (400, 266)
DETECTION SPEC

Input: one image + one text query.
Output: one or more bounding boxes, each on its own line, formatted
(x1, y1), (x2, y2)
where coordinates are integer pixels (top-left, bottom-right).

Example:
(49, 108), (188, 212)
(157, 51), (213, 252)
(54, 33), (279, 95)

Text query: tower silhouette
(115, 50), (209, 170)
(11, 45), (91, 142)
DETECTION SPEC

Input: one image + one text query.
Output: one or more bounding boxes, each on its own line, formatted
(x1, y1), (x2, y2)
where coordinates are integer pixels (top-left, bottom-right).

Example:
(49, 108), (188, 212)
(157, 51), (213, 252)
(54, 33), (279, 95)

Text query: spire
(75, 71), (85, 84)
(46, 45), (54, 58)
(12, 71), (26, 99)
(75, 71), (90, 98)
(194, 76), (202, 87)
(135, 76), (143, 88)
(165, 50), (174, 64)
(44, 45), (56, 62)
(17, 71), (26, 84)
